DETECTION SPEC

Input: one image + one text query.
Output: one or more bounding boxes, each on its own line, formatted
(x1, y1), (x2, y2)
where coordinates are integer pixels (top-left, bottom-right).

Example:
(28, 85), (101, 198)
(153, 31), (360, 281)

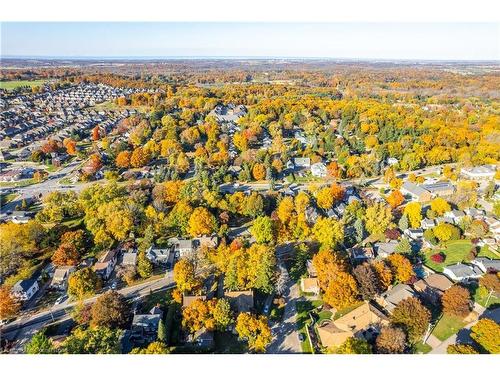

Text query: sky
(1, 22), (499, 60)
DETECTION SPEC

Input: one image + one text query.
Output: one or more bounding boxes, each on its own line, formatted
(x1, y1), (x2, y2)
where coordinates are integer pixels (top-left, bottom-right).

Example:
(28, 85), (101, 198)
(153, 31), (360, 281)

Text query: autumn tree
(173, 258), (200, 294)
(62, 326), (122, 354)
(130, 147), (150, 168)
(252, 163), (266, 181)
(386, 253), (414, 283)
(372, 260), (393, 291)
(130, 341), (170, 354)
(212, 298), (234, 331)
(353, 262), (382, 300)
(316, 186), (334, 210)
(68, 268), (101, 300)
(235, 313), (272, 353)
(391, 297), (431, 343)
(404, 202), (422, 229)
(115, 150), (131, 168)
(182, 299), (215, 333)
(334, 337), (372, 354)
(90, 291), (130, 329)
(188, 207), (217, 237)
(433, 223), (454, 243)
(64, 138), (77, 155)
(51, 243), (80, 266)
(446, 344), (479, 354)
(0, 285), (21, 320)
(386, 190), (404, 209)
(430, 197), (451, 216)
(364, 203), (393, 235)
(470, 318), (500, 354)
(312, 217), (344, 250)
(137, 250), (153, 278)
(441, 285), (471, 318)
(375, 326), (406, 354)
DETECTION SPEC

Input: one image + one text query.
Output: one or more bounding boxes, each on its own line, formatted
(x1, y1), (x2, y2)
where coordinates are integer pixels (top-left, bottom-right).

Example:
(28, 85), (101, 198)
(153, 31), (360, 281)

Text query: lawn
(432, 314), (467, 341)
(471, 285), (500, 308)
(296, 300), (323, 353)
(478, 245), (500, 260)
(0, 192), (18, 207)
(424, 240), (473, 272)
(414, 341), (432, 354)
(0, 79), (48, 91)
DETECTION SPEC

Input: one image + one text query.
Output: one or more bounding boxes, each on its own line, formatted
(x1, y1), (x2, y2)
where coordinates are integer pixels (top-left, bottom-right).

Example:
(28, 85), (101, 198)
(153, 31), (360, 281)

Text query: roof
(472, 257), (500, 272)
(52, 266), (75, 282)
(182, 295), (206, 308)
(350, 247), (375, 259)
(224, 290), (254, 313)
(422, 182), (455, 194)
(13, 278), (37, 293)
(132, 313), (161, 329)
(98, 248), (118, 263)
(380, 284), (416, 313)
(402, 181), (429, 198)
(374, 241), (398, 256)
(300, 278), (320, 293)
(444, 263), (483, 279)
(414, 274), (453, 292)
(122, 252), (137, 265)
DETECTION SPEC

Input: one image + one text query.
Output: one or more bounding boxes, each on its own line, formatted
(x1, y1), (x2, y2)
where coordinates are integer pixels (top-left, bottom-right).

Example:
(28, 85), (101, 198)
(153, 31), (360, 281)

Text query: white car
(54, 294), (68, 306)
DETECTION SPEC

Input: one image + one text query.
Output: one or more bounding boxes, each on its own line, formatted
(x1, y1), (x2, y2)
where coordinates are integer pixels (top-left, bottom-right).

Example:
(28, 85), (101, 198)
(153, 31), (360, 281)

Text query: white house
(461, 165), (496, 180)
(12, 278), (39, 301)
(310, 162), (327, 177)
(442, 263), (483, 282)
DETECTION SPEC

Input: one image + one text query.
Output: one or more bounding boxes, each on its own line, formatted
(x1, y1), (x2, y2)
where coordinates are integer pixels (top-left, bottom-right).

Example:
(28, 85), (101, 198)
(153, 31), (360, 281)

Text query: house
(310, 162), (327, 177)
(194, 236), (219, 250)
(465, 208), (485, 219)
(12, 278), (39, 301)
(442, 263), (483, 282)
(444, 210), (466, 225)
(377, 284), (416, 314)
(404, 228), (424, 240)
(401, 181), (432, 202)
(316, 302), (389, 348)
(122, 252), (138, 267)
(421, 218), (436, 230)
(293, 157), (311, 169)
(50, 266), (75, 290)
(374, 241), (398, 258)
(413, 274), (453, 304)
(300, 278), (320, 295)
(305, 206), (320, 224)
(146, 246), (174, 266)
(130, 306), (163, 344)
(461, 165), (496, 180)
(471, 257), (500, 273)
(422, 182), (455, 197)
(350, 247), (375, 261)
(93, 248), (119, 280)
(224, 290), (255, 313)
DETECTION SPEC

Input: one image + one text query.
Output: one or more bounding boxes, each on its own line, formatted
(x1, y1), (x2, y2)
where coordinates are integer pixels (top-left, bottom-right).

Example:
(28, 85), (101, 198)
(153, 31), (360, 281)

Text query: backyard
(424, 240), (499, 272)
(296, 299), (323, 353)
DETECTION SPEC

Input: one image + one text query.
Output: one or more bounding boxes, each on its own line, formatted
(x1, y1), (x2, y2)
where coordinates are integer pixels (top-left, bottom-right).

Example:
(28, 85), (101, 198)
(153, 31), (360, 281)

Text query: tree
(386, 254), (414, 283)
(404, 202), (422, 229)
(182, 299), (215, 333)
(375, 326), (406, 354)
(395, 237), (412, 254)
(316, 187), (334, 210)
(398, 214), (409, 231)
(277, 197), (294, 224)
(353, 262), (381, 300)
(68, 268), (101, 300)
(130, 147), (150, 168)
(188, 207), (217, 237)
(433, 223), (454, 243)
(252, 163), (266, 181)
(372, 260), (393, 291)
(470, 319), (500, 354)
(447, 344), (478, 354)
(480, 273), (500, 293)
(137, 251), (153, 278)
(250, 216), (275, 244)
(64, 139), (77, 155)
(173, 258), (200, 294)
(312, 217), (344, 250)
(323, 271), (360, 310)
(441, 285), (471, 318)
(51, 243), (80, 266)
(430, 197), (451, 216)
(130, 341), (170, 354)
(387, 190), (404, 209)
(62, 326), (122, 354)
(115, 150), (131, 168)
(25, 331), (56, 354)
(60, 230), (87, 253)
(235, 313), (272, 353)
(364, 203), (393, 235)
(90, 291), (130, 329)
(212, 298), (234, 331)
(157, 319), (167, 343)
(391, 297), (431, 343)
(334, 337), (372, 354)
(354, 218), (365, 243)
(0, 286), (20, 320)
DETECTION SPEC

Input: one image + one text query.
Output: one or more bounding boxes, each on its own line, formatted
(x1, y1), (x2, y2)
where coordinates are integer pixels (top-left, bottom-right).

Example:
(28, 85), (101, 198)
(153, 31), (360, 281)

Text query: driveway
(267, 281), (301, 354)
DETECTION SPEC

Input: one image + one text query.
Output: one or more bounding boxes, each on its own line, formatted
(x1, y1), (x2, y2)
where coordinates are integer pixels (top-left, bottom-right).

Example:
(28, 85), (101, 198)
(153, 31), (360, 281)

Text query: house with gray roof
(12, 278), (39, 301)
(401, 182), (431, 202)
(374, 241), (398, 258)
(471, 257), (500, 273)
(442, 263), (483, 282)
(377, 284), (416, 314)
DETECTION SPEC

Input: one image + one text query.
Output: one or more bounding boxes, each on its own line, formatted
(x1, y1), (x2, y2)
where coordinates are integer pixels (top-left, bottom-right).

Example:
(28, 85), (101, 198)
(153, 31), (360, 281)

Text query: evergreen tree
(398, 214), (409, 231)
(157, 318), (167, 343)
(354, 217), (365, 243)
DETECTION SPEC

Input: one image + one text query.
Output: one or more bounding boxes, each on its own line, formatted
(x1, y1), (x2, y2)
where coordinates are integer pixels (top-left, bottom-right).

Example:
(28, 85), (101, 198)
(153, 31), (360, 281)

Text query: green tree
(137, 250), (153, 278)
(250, 216), (275, 244)
(212, 298), (234, 331)
(62, 326), (122, 354)
(25, 331), (56, 354)
(157, 319), (167, 343)
(334, 337), (372, 354)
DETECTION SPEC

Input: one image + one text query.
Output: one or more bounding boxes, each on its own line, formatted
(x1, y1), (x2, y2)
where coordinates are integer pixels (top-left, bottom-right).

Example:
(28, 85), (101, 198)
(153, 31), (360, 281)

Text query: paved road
(1, 274), (175, 346)
(267, 281), (301, 354)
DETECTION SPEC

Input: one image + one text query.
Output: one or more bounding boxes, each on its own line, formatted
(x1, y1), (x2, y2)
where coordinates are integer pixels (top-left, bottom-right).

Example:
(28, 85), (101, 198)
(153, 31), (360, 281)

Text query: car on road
(54, 294), (68, 306)
(263, 305), (270, 315)
(110, 281), (118, 290)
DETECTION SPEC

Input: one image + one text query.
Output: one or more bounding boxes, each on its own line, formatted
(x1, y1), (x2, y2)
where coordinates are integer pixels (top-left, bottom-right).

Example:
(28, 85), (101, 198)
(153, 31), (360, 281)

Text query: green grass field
(0, 79), (48, 91)
(432, 314), (467, 341)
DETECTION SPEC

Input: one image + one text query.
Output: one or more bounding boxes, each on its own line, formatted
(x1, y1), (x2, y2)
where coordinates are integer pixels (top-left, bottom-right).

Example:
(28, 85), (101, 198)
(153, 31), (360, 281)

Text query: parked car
(54, 294), (68, 306)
